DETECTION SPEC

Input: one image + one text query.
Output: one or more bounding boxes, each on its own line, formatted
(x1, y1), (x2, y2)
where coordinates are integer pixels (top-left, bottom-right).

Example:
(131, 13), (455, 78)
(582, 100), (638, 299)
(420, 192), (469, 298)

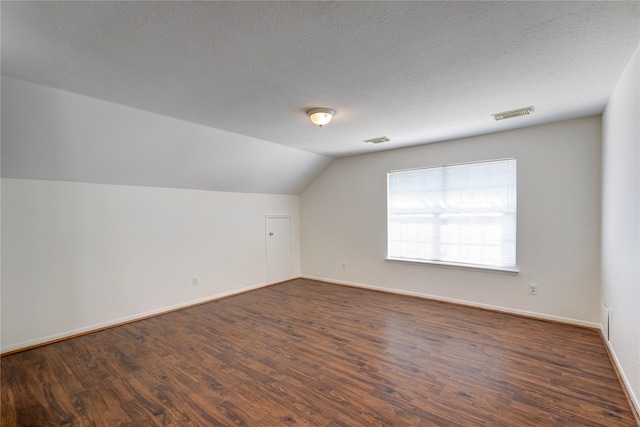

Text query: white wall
(301, 116), (602, 325)
(1, 178), (300, 352)
(601, 45), (640, 411)
(0, 76), (314, 353)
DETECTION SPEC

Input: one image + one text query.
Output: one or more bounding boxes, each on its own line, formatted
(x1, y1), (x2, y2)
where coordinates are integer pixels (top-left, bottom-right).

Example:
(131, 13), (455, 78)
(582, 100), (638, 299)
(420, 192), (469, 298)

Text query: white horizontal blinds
(388, 159), (517, 268)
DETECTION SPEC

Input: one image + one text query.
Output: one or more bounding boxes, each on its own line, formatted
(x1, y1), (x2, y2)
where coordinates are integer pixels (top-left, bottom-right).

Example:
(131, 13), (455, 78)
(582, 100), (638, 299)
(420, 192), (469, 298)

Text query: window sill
(385, 257), (520, 274)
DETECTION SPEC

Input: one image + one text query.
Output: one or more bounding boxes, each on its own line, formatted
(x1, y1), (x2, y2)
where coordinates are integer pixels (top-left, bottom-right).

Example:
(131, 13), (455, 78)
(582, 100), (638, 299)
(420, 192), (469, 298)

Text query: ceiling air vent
(364, 136), (390, 144)
(492, 106), (534, 121)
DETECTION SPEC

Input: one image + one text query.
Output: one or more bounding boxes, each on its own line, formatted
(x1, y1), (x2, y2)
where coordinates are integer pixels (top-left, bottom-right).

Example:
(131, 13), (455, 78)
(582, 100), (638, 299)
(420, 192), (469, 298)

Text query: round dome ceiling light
(307, 108), (335, 127)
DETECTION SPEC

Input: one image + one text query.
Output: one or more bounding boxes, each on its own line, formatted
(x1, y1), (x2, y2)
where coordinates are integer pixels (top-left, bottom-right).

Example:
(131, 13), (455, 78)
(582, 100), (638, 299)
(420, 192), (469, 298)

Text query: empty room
(1, 1), (639, 425)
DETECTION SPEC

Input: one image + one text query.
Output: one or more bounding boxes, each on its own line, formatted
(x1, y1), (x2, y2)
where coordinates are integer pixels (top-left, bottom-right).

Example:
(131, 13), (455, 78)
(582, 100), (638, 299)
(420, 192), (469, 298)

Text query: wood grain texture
(2, 279), (636, 426)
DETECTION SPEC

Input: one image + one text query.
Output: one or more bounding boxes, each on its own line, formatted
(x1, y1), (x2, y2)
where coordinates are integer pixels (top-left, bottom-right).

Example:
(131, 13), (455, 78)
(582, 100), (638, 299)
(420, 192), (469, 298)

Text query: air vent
(492, 106), (534, 121)
(364, 136), (390, 144)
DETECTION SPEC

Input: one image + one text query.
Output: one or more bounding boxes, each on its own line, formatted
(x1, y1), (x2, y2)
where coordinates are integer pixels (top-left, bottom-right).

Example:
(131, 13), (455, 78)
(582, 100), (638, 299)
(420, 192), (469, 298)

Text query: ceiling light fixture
(307, 108), (335, 127)
(492, 106), (535, 121)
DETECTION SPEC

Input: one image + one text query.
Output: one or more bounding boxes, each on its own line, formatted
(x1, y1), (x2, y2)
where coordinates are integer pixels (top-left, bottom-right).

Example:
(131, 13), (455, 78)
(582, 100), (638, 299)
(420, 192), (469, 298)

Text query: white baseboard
(301, 275), (600, 329)
(303, 275), (640, 417)
(0, 278), (292, 354)
(4, 275), (637, 419)
(600, 325), (640, 420)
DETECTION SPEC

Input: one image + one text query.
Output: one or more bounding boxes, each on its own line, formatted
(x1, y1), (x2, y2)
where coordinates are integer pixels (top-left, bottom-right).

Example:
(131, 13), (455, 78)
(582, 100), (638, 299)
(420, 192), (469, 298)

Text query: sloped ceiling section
(3, 1), (640, 158)
(1, 1), (639, 193)
(1, 77), (332, 195)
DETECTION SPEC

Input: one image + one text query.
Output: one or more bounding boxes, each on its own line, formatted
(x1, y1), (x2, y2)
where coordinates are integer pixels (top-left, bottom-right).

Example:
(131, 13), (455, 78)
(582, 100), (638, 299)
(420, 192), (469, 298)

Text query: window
(387, 158), (517, 271)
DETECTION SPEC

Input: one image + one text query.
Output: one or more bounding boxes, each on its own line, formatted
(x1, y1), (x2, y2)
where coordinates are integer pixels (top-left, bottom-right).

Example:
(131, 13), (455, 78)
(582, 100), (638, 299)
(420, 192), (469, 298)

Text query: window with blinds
(387, 158), (517, 270)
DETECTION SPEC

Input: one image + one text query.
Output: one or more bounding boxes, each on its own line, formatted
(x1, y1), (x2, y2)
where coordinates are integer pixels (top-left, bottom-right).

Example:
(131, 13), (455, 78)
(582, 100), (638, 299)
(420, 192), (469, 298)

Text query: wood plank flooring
(1, 279), (636, 426)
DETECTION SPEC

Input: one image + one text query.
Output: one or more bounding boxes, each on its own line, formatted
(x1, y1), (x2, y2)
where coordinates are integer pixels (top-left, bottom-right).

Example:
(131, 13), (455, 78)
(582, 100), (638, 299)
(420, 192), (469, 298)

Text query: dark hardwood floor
(1, 279), (636, 426)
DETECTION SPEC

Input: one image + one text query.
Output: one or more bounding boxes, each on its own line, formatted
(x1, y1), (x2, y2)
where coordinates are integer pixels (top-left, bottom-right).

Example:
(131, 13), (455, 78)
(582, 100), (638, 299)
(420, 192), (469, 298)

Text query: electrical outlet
(192, 276), (199, 286)
(528, 284), (538, 295)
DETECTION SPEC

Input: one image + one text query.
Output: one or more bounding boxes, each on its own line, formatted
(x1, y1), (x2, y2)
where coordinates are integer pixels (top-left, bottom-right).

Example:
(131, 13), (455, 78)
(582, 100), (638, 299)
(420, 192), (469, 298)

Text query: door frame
(265, 214), (293, 283)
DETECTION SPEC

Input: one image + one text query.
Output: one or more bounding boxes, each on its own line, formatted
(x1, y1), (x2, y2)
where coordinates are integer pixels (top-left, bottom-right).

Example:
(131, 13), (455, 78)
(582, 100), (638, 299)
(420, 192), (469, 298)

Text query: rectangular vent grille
(492, 106), (534, 121)
(601, 303), (610, 341)
(364, 136), (390, 144)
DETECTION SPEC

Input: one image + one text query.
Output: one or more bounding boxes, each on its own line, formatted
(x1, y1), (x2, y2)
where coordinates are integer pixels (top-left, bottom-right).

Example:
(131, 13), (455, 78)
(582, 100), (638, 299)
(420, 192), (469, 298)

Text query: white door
(266, 215), (293, 283)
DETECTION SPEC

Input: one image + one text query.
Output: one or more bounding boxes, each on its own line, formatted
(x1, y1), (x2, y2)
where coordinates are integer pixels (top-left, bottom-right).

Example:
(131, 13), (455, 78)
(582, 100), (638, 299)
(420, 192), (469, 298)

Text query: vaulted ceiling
(2, 1), (639, 192)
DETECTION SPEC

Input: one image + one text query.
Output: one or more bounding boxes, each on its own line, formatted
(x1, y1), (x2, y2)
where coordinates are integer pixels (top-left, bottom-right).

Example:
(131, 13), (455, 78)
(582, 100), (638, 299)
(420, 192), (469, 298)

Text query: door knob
(269, 232), (274, 236)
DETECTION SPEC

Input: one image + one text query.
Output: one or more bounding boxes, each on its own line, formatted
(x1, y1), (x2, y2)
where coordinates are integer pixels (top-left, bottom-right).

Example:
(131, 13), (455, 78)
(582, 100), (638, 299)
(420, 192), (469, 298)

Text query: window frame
(386, 158), (519, 274)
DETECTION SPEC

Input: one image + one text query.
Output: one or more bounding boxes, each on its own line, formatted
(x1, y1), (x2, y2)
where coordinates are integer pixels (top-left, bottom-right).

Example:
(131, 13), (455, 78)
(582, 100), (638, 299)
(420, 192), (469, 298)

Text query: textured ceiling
(2, 1), (639, 158)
